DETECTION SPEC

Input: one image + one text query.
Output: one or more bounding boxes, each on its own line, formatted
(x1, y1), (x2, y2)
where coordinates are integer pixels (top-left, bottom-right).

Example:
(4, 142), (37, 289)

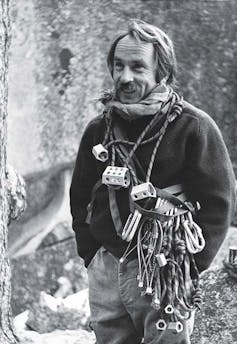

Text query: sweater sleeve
(70, 121), (101, 267)
(185, 114), (236, 272)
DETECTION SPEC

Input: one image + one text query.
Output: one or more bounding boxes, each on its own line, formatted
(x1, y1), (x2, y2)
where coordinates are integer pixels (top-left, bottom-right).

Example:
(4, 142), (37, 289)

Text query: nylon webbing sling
(132, 188), (194, 222)
(108, 120), (139, 236)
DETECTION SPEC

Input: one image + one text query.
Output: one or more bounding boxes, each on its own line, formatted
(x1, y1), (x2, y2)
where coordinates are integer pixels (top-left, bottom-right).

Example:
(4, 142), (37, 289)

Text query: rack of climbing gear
(90, 89), (205, 333)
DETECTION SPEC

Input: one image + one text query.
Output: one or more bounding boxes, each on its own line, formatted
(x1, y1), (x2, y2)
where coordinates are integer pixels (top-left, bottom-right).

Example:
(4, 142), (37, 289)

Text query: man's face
(113, 35), (157, 104)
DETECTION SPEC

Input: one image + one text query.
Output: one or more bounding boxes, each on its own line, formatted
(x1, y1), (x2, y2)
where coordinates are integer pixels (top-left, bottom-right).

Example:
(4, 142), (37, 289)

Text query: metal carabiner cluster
(119, 192), (205, 334)
(181, 213), (205, 254)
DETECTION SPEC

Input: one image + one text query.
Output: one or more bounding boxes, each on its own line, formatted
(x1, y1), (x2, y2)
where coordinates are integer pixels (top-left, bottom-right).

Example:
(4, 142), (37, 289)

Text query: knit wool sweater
(70, 100), (236, 272)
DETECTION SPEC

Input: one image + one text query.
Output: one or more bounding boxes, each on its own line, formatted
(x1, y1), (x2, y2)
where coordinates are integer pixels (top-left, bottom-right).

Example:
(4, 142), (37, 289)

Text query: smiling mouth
(121, 88), (136, 94)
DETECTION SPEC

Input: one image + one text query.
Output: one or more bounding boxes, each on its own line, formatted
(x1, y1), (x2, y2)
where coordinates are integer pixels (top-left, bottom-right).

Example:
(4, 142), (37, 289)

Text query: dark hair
(107, 19), (177, 85)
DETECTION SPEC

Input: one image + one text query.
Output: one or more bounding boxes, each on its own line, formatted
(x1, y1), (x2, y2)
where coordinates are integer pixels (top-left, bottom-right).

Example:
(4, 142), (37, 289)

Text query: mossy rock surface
(192, 267), (237, 344)
(11, 238), (87, 315)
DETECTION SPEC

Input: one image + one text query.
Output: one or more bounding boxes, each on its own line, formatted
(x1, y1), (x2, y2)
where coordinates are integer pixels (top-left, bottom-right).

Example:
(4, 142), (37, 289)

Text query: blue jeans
(87, 246), (195, 344)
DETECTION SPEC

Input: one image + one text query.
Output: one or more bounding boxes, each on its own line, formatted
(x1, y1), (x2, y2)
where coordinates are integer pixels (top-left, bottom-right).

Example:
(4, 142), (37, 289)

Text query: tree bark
(0, 1), (18, 343)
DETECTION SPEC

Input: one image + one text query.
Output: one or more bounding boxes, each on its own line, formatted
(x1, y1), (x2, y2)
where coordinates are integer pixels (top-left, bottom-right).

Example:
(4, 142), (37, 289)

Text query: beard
(115, 81), (140, 103)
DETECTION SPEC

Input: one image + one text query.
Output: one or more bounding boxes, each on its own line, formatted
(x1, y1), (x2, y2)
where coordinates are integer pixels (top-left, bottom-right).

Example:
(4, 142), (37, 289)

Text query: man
(70, 20), (236, 344)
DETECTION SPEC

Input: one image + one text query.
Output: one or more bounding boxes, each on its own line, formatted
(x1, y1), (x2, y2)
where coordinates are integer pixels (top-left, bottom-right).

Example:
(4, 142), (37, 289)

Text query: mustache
(116, 81), (136, 92)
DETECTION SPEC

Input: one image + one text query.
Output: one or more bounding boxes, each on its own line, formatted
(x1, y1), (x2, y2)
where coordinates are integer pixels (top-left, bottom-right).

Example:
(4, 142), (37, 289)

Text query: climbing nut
(92, 144), (108, 162)
(164, 304), (174, 314)
(156, 319), (167, 331)
(167, 321), (183, 333)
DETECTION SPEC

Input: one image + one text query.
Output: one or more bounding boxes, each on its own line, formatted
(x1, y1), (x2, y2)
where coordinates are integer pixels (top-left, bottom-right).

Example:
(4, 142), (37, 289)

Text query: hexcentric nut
(164, 304), (174, 314)
(156, 319), (167, 331)
(102, 166), (130, 188)
(131, 182), (156, 201)
(155, 253), (167, 267)
(92, 144), (108, 162)
(167, 321), (183, 333)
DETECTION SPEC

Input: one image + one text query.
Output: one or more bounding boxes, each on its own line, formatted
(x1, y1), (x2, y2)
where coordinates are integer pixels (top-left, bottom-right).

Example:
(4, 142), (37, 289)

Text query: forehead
(114, 35), (155, 64)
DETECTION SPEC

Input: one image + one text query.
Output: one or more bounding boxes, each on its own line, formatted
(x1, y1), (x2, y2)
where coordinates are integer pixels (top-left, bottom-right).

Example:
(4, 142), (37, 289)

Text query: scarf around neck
(103, 84), (172, 121)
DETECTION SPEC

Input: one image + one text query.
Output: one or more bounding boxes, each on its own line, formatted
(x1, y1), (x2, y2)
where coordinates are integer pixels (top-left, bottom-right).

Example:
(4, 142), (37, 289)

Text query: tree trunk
(0, 1), (18, 343)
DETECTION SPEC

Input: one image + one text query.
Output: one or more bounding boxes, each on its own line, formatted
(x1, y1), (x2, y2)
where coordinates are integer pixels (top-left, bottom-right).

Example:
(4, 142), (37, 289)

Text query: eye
(132, 63), (144, 72)
(114, 61), (124, 71)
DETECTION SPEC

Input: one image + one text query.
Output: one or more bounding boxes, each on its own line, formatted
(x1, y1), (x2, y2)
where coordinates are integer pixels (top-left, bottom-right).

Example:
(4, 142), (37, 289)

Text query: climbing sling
(89, 89), (205, 334)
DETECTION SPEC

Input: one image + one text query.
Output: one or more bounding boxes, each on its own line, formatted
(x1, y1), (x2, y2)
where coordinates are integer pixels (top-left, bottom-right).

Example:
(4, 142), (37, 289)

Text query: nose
(119, 66), (134, 84)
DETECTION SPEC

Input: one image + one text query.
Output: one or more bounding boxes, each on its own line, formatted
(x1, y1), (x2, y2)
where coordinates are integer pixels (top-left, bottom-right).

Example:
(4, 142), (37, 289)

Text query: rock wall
(8, 0), (40, 175)
(8, 0), (237, 175)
